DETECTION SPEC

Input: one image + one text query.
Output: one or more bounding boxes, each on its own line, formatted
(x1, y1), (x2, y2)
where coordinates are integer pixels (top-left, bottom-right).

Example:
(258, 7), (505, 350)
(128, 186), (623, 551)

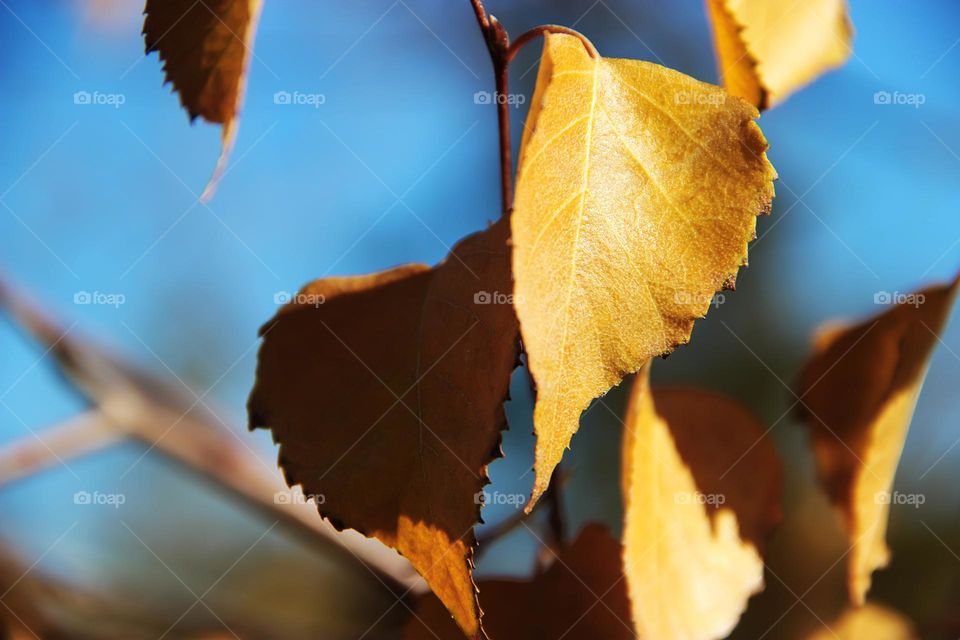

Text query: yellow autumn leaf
(622, 364), (781, 640)
(144, 0), (263, 199)
(797, 276), (959, 604)
(706, 0), (853, 108)
(807, 603), (917, 640)
(512, 33), (776, 507)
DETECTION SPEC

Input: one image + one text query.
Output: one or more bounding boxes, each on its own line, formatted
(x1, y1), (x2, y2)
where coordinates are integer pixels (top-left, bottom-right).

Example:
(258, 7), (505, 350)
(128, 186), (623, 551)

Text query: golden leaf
(797, 276), (959, 604)
(807, 603), (918, 640)
(404, 524), (634, 640)
(248, 219), (520, 638)
(512, 33), (776, 507)
(706, 0), (853, 108)
(143, 0), (263, 199)
(622, 365), (781, 640)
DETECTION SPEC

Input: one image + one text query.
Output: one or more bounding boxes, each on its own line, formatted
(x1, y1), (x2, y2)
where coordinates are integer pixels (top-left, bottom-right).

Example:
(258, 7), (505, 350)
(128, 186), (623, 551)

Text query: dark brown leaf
(404, 524), (633, 640)
(248, 218), (520, 638)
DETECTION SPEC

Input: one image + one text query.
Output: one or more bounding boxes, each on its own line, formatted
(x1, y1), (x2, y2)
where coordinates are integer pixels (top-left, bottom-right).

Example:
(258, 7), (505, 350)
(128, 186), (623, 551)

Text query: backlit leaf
(403, 524), (633, 640)
(143, 0), (264, 199)
(248, 218), (520, 638)
(797, 276), (959, 604)
(806, 603), (917, 639)
(706, 0), (853, 108)
(622, 364), (781, 640)
(512, 33), (776, 507)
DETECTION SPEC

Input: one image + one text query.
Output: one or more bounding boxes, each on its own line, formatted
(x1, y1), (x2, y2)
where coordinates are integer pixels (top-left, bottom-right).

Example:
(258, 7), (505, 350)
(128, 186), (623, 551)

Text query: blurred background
(2, 0), (960, 637)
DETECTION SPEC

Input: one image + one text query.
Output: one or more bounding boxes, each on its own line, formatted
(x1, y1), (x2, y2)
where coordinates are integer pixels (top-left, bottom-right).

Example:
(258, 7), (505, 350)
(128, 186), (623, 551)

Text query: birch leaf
(248, 218), (519, 639)
(512, 33), (776, 507)
(797, 276), (959, 604)
(404, 524), (633, 640)
(143, 0), (264, 199)
(622, 364), (781, 640)
(706, 0), (853, 108)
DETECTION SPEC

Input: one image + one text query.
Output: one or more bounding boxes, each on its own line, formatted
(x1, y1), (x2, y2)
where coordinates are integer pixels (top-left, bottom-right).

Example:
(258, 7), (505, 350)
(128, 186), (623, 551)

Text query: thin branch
(468, 3), (597, 214)
(474, 468), (570, 558)
(545, 465), (567, 551)
(0, 277), (420, 598)
(0, 411), (120, 486)
(468, 0), (489, 31)
(469, 0), (513, 214)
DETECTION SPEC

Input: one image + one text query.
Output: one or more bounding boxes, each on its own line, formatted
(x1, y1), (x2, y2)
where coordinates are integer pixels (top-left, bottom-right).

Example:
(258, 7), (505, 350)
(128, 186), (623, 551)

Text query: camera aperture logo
(74, 290), (126, 308)
(474, 91), (526, 107)
(874, 290), (925, 308)
(274, 90), (326, 108)
(274, 290), (326, 307)
(73, 490), (126, 508)
(73, 90), (126, 108)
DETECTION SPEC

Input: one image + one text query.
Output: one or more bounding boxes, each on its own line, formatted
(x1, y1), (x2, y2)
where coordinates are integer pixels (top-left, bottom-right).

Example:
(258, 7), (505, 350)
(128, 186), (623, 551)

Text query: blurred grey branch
(0, 278), (423, 634)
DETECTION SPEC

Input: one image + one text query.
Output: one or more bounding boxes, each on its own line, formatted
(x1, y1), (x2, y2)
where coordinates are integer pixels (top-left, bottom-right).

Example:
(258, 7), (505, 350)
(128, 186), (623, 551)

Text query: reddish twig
(468, 3), (596, 215)
(470, 1), (513, 214)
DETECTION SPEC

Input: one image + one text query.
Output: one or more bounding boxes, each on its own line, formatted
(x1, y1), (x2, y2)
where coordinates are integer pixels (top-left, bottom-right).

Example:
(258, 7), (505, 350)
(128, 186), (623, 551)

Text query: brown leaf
(806, 603), (918, 639)
(512, 33), (776, 507)
(797, 276), (959, 604)
(404, 524), (634, 640)
(248, 218), (520, 638)
(622, 364), (781, 640)
(706, 0), (853, 108)
(143, 0), (263, 199)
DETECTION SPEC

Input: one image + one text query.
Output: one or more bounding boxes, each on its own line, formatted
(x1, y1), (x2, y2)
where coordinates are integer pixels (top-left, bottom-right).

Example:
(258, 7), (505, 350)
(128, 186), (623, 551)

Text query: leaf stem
(506, 25), (599, 62)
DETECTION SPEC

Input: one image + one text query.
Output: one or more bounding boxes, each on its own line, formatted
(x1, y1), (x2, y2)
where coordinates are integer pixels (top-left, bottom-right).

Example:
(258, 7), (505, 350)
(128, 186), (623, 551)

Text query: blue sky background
(3, 0), (960, 637)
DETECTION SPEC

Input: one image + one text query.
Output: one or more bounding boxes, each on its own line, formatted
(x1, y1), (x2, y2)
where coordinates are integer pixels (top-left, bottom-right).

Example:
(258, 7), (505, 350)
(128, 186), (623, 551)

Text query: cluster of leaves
(142, 0), (950, 638)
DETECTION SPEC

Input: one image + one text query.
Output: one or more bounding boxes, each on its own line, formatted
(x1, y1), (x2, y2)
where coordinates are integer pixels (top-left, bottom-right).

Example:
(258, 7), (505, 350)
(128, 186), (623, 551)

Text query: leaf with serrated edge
(706, 0), (852, 108)
(248, 218), (519, 638)
(143, 0), (263, 199)
(512, 33), (776, 507)
(622, 364), (781, 640)
(797, 275), (959, 604)
(403, 524), (634, 640)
